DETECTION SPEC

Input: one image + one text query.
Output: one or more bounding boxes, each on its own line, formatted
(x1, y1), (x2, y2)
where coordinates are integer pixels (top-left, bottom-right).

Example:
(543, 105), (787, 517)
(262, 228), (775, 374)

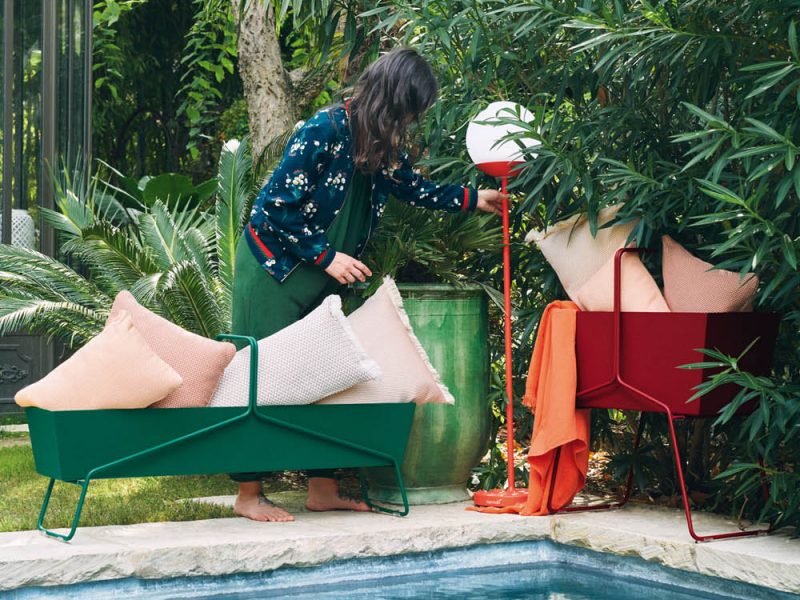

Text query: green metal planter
(26, 335), (415, 541)
(366, 284), (491, 504)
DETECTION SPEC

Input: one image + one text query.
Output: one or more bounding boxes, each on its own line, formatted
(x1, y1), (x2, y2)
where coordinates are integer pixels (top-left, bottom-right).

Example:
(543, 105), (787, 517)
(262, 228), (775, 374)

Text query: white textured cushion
(317, 277), (454, 406)
(208, 295), (381, 407)
(524, 204), (638, 302)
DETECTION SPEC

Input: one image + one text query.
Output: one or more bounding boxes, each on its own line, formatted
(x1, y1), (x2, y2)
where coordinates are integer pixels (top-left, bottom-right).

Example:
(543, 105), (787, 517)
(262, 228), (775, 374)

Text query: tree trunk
(234, 0), (295, 159)
(233, 1), (337, 159)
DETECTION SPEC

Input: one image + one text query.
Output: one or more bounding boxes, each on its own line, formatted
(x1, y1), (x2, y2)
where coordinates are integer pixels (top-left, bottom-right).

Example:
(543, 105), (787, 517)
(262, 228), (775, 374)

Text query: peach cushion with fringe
(209, 295), (381, 407)
(662, 235), (758, 312)
(525, 204), (638, 302)
(15, 310), (183, 410)
(109, 291), (236, 408)
(317, 277), (455, 405)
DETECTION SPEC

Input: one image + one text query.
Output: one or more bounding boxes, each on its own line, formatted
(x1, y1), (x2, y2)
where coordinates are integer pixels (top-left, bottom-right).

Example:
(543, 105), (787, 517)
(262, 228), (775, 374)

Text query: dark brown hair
(349, 47), (439, 173)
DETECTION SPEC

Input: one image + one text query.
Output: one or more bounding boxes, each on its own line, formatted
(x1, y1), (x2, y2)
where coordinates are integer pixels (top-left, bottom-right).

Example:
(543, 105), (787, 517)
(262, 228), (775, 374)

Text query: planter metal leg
(359, 462), (410, 517)
(37, 477), (91, 542)
(665, 412), (773, 543)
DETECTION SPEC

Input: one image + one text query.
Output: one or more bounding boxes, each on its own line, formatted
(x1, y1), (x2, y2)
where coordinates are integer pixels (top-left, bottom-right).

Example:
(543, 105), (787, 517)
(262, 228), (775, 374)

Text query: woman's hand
(324, 252), (373, 284)
(476, 189), (505, 216)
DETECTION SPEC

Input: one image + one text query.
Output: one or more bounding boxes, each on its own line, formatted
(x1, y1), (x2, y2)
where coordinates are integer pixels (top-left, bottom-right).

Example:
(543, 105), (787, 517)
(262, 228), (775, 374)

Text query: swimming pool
(7, 540), (796, 599)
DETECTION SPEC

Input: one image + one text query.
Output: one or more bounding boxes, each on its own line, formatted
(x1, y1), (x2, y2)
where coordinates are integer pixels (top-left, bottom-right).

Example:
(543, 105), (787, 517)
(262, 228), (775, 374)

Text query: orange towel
(469, 300), (590, 515)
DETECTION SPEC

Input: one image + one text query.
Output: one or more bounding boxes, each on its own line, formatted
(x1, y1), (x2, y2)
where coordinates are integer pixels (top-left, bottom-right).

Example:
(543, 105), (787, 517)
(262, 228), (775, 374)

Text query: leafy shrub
(366, 0), (799, 528)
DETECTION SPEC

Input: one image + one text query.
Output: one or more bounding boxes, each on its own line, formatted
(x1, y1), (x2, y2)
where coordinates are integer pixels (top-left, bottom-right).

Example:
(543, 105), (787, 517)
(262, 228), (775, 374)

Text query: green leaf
(142, 173), (198, 209)
(782, 235), (798, 270)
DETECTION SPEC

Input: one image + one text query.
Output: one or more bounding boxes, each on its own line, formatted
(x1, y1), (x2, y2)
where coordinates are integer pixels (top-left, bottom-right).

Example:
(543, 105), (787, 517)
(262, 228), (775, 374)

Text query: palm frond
(156, 260), (224, 338)
(137, 200), (207, 270)
(0, 295), (105, 348)
(60, 223), (159, 295)
(0, 245), (110, 307)
(215, 138), (253, 317)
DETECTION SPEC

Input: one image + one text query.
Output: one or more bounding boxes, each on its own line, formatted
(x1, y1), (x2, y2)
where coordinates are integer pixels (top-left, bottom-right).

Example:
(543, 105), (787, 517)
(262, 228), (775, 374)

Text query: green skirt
(228, 170), (372, 483)
(231, 170), (372, 341)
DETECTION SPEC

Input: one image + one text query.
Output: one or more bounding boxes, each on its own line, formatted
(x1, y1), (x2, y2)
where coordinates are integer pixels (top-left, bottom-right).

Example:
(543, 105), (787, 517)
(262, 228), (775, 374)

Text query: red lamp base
(473, 487), (529, 508)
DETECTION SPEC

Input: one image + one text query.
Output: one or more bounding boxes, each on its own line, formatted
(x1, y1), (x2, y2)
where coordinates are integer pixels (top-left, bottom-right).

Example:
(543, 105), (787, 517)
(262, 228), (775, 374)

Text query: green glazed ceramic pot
(365, 283), (491, 504)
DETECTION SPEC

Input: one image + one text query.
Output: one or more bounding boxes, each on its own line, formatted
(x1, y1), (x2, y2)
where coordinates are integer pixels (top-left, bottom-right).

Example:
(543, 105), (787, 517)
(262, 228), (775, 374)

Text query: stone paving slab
(0, 424), (28, 433)
(0, 497), (797, 594)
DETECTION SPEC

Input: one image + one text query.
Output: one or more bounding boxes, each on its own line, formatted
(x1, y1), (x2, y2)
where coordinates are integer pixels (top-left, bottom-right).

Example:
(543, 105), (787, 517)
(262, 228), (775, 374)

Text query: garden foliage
(1, 0), (798, 529)
(362, 0), (799, 528)
(0, 140), (255, 345)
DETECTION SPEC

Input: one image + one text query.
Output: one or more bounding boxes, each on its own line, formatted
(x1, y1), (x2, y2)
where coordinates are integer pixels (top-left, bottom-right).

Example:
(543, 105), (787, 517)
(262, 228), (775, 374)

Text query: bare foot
(305, 477), (371, 512)
(233, 482), (294, 522)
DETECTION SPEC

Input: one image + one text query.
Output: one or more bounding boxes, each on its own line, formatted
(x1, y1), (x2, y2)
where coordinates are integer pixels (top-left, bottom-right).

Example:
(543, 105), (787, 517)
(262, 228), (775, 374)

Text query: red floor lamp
(468, 102), (540, 508)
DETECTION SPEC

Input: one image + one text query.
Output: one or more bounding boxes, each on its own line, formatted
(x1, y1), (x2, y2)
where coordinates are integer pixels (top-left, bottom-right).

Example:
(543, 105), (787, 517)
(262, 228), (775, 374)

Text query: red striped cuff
(248, 223), (274, 258)
(462, 187), (478, 212)
(315, 248), (337, 269)
(314, 249), (329, 266)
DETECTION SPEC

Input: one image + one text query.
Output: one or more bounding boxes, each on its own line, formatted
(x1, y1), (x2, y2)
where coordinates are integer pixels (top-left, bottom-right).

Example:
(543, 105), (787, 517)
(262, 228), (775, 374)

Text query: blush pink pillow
(524, 203), (639, 302)
(317, 277), (454, 406)
(15, 310), (183, 410)
(575, 251), (670, 312)
(109, 291), (236, 408)
(662, 236), (759, 312)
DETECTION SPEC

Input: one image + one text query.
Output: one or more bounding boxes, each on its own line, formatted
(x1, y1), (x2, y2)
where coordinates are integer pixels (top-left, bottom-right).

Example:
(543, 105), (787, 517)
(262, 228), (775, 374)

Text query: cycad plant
(361, 198), (503, 293)
(0, 139), (254, 348)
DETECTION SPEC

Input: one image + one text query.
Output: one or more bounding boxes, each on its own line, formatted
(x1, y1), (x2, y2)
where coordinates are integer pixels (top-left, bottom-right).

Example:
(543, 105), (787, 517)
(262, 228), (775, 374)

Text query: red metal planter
(548, 248), (780, 542)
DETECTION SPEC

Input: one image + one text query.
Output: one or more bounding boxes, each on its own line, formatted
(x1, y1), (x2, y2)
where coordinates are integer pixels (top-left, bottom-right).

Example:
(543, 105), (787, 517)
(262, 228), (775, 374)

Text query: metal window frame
(1, 0), (12, 245)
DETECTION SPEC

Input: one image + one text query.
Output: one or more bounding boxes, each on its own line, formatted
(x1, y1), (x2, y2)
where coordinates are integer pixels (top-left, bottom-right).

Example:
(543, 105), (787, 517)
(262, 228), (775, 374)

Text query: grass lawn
(0, 436), (245, 533)
(0, 412), (26, 426)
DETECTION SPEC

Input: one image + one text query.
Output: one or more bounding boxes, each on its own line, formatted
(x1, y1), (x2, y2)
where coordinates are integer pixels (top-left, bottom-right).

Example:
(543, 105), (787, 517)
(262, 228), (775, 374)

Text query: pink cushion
(575, 251), (670, 312)
(15, 310), (183, 410)
(109, 291), (236, 407)
(317, 277), (454, 405)
(662, 236), (759, 312)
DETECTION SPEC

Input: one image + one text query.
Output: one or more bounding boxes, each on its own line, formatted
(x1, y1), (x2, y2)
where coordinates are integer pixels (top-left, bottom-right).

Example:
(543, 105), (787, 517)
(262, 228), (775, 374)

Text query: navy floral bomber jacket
(245, 103), (479, 282)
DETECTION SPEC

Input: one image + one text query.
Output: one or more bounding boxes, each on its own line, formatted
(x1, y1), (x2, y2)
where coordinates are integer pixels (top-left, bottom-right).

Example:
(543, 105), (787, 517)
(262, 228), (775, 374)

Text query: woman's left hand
(476, 189), (505, 216)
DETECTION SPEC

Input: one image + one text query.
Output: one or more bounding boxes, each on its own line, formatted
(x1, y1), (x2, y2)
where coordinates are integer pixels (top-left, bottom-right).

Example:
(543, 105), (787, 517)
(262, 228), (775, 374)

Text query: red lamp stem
(501, 175), (516, 491)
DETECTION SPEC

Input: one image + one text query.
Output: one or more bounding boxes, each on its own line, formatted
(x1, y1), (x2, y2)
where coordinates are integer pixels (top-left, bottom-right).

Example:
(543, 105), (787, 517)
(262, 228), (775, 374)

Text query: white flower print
(286, 171), (309, 191)
(265, 258), (276, 267)
(289, 139), (308, 156)
(325, 171), (347, 191)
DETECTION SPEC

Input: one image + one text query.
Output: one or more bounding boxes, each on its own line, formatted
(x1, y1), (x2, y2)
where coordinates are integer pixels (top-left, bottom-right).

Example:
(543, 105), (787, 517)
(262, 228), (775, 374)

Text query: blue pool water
(7, 541), (797, 599)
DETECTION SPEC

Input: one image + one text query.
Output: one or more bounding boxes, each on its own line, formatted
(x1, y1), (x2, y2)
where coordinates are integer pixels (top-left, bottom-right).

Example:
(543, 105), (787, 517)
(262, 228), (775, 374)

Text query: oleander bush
(360, 0), (800, 529)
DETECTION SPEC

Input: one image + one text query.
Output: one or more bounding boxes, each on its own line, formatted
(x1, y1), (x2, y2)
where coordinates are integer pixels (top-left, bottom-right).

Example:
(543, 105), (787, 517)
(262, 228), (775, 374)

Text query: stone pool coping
(0, 495), (797, 595)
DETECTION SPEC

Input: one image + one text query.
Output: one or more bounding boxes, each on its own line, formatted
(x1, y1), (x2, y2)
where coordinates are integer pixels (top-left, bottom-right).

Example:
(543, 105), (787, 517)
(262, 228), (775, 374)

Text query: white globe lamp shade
(466, 101), (540, 178)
